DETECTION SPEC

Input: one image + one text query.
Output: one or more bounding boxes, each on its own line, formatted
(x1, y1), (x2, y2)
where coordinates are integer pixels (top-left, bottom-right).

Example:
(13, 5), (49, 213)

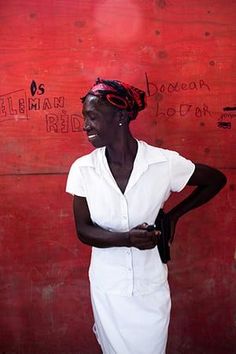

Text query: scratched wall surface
(0, 0), (235, 353)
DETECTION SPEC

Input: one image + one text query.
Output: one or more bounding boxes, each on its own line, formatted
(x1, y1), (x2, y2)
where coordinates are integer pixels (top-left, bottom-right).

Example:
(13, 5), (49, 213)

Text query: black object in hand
(155, 209), (171, 264)
(146, 224), (157, 231)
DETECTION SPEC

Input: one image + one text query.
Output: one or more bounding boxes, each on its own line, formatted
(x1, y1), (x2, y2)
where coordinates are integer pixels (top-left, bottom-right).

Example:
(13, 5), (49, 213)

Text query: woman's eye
(83, 115), (94, 121)
(82, 112), (98, 121)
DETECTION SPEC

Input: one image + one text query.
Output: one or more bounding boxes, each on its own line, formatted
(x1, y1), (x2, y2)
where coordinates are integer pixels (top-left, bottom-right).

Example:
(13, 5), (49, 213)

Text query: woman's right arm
(73, 195), (160, 249)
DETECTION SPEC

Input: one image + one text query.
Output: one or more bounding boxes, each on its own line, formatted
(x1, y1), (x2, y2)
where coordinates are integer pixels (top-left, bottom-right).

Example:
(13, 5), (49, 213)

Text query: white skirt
(90, 282), (171, 354)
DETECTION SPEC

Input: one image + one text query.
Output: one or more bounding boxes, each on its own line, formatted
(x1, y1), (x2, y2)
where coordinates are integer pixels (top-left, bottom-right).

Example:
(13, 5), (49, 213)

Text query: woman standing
(66, 78), (226, 354)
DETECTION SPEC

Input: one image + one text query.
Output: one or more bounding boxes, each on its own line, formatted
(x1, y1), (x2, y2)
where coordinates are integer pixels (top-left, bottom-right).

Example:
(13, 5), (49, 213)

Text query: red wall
(0, 1), (235, 353)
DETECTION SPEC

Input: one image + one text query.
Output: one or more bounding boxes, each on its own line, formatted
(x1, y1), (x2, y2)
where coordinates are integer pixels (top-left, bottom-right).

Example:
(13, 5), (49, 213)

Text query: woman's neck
(105, 132), (138, 166)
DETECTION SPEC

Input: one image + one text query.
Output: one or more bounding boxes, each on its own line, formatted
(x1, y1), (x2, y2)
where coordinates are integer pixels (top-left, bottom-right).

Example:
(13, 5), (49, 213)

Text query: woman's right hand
(73, 196), (161, 249)
(128, 223), (161, 250)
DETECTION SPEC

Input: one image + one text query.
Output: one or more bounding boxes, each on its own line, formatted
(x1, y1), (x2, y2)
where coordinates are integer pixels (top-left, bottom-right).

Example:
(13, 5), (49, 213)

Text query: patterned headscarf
(81, 78), (146, 120)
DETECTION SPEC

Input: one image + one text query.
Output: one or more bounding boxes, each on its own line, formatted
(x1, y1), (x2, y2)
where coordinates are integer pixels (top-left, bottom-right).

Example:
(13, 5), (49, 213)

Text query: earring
(119, 122), (123, 127)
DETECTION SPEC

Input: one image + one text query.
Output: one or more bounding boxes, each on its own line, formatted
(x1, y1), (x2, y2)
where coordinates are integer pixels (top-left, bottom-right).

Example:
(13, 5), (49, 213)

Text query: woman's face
(82, 95), (121, 148)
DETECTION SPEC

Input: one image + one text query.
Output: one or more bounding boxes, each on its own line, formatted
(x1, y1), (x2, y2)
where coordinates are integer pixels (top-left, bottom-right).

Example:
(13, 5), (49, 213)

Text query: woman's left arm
(167, 163), (227, 242)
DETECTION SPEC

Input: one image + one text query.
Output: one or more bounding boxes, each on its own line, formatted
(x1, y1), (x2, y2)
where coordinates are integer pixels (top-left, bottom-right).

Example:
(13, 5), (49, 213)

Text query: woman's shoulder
(69, 147), (105, 168)
(139, 140), (179, 160)
(139, 141), (194, 173)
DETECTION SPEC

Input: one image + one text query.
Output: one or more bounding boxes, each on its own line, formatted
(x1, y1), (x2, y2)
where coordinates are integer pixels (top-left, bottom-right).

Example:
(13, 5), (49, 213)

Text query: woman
(66, 78), (226, 354)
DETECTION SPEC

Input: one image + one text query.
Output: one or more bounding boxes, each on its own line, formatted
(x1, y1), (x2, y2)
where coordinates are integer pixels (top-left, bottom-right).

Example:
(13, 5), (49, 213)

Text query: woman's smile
(87, 133), (98, 141)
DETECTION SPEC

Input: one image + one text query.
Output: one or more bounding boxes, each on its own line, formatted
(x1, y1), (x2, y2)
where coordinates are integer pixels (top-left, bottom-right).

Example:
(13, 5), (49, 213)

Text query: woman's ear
(117, 110), (129, 127)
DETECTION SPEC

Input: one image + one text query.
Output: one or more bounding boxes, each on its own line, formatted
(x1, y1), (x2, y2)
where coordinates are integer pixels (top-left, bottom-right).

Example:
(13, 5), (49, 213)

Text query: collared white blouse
(66, 140), (195, 297)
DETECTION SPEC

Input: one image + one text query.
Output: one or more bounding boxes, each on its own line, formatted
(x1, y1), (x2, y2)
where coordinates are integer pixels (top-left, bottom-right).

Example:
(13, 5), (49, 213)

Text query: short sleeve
(170, 151), (195, 192)
(66, 161), (86, 197)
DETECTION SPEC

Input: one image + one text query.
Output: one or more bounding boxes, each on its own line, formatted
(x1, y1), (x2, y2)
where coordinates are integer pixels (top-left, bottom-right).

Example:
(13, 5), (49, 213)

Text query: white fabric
(66, 140), (195, 296)
(66, 140), (195, 353)
(90, 282), (171, 354)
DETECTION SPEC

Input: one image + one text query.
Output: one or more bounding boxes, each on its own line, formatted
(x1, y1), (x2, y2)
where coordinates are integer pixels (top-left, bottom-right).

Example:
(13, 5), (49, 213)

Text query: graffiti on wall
(145, 72), (234, 129)
(0, 89), (29, 121)
(0, 77), (234, 131)
(0, 81), (84, 133)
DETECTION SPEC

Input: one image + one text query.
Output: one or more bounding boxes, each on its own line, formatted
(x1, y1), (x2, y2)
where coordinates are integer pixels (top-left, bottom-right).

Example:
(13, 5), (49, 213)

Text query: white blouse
(66, 140), (195, 297)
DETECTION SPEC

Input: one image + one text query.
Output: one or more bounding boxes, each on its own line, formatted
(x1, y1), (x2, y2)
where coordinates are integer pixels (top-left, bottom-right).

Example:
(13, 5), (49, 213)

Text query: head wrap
(81, 78), (146, 120)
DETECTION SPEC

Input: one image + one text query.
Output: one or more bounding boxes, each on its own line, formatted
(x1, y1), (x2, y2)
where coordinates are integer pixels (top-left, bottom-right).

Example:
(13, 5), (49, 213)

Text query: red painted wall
(0, 1), (235, 353)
